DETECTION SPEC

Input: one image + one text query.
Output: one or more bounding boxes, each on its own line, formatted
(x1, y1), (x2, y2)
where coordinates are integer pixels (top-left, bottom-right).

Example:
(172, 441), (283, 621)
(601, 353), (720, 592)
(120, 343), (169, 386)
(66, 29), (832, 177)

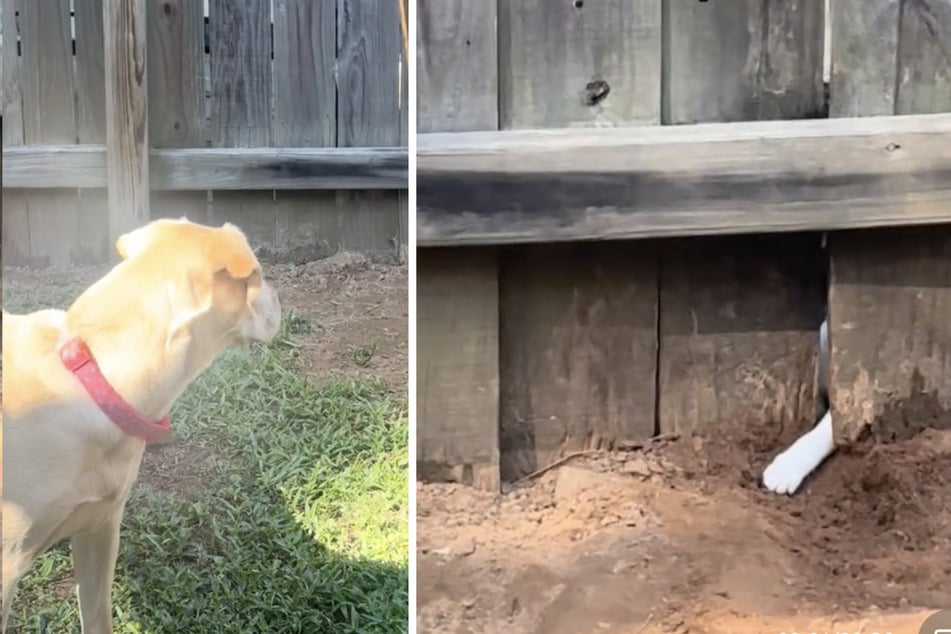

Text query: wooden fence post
(104, 0), (150, 257)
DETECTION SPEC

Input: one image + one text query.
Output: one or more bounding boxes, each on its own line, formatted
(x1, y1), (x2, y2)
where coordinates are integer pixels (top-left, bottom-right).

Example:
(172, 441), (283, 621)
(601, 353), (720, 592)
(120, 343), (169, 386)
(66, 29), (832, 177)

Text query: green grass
(5, 278), (409, 634)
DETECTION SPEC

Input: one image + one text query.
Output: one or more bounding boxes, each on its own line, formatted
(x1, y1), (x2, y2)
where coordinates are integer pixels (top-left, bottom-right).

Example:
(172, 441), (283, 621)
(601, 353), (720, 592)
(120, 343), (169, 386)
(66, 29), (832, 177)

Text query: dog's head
(115, 218), (281, 348)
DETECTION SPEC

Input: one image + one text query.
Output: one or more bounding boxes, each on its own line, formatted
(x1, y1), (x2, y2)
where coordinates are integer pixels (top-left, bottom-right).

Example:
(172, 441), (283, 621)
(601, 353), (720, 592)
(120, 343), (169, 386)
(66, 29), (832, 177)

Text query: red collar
(60, 338), (171, 443)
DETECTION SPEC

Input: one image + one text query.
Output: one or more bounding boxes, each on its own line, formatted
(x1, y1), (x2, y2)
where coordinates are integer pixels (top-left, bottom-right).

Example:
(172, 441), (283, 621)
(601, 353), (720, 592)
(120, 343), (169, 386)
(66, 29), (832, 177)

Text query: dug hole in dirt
(417, 409), (950, 634)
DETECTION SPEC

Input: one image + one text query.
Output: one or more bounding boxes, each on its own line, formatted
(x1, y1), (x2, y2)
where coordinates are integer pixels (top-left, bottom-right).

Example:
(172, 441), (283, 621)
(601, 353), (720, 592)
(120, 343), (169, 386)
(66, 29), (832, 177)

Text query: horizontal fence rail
(417, 113), (951, 246)
(4, 146), (409, 190)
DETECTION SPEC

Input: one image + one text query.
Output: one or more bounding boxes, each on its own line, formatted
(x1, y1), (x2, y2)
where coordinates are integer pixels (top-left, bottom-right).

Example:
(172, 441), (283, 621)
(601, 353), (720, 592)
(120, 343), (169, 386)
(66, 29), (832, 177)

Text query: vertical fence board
(829, 0), (900, 117)
(104, 0), (150, 253)
(499, 244), (658, 481)
(19, 0), (78, 266)
(895, 0), (951, 115)
(207, 0), (274, 248)
(499, 0), (661, 129)
(416, 1), (498, 132)
(147, 0), (208, 225)
(271, 0), (338, 261)
(74, 0), (108, 263)
(663, 0), (825, 124)
(658, 235), (826, 441)
(828, 228), (951, 443)
(417, 248), (500, 491)
(1, 0), (23, 145)
(336, 0), (402, 257)
(828, 8), (951, 443)
(1, 0), (28, 265)
(416, 1), (500, 488)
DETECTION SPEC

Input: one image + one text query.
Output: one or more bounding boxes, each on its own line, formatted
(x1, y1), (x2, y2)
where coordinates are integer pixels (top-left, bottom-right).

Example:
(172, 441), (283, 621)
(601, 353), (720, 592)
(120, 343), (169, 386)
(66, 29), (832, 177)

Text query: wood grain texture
(663, 0), (825, 124)
(829, 0), (901, 116)
(895, 0), (951, 114)
(828, 227), (951, 443)
(337, 0), (402, 258)
(416, 0), (498, 132)
(1, 191), (31, 266)
(658, 234), (826, 439)
(19, 0), (74, 143)
(273, 0), (336, 147)
(3, 146), (408, 189)
(73, 0), (108, 264)
(418, 248), (500, 492)
(209, 0), (271, 147)
(499, 243), (658, 481)
(1, 0), (23, 145)
(104, 0), (150, 248)
(147, 0), (206, 148)
(416, 114), (951, 245)
(75, 0), (106, 143)
(17, 0), (80, 265)
(499, 0), (661, 129)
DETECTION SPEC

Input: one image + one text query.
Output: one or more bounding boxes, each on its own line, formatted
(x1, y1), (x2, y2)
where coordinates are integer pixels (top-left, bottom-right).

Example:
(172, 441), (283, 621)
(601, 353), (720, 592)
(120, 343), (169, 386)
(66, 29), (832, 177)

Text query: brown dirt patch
(418, 422), (951, 633)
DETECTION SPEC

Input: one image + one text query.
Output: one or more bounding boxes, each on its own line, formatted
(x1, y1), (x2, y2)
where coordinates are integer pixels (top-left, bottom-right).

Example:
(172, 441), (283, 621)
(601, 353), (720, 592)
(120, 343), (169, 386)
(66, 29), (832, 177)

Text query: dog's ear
(211, 224), (258, 280)
(115, 225), (151, 260)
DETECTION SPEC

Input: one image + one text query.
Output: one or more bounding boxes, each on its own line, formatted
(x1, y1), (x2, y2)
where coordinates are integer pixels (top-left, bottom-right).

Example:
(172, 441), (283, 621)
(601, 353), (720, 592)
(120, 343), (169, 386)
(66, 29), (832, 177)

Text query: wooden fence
(1, 0), (409, 268)
(416, 0), (951, 490)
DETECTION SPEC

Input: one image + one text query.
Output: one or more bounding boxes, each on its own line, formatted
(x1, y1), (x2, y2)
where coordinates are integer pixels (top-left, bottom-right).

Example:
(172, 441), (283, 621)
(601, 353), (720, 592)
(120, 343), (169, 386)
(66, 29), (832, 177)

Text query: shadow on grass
(7, 313), (409, 634)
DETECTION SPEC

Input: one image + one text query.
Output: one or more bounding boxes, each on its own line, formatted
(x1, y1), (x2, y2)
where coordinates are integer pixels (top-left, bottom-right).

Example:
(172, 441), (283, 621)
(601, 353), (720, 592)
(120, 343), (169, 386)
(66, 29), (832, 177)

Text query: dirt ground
(418, 415), (950, 633)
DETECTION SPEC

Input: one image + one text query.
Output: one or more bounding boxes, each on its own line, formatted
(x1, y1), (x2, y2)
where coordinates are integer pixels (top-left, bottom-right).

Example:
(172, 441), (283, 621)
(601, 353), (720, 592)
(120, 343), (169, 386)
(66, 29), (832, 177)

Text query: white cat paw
(762, 412), (835, 496)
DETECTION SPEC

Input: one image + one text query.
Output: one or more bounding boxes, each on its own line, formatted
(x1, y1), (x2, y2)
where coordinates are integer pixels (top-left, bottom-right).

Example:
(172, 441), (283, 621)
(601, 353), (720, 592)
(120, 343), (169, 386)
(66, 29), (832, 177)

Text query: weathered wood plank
(499, 0), (661, 129)
(895, 0), (951, 115)
(208, 0), (271, 147)
(104, 0), (150, 250)
(663, 0), (825, 124)
(273, 0), (335, 147)
(658, 234), (826, 440)
(19, 0), (74, 143)
(1, 191), (31, 266)
(337, 0), (402, 257)
(416, 113), (951, 245)
(828, 227), (951, 443)
(829, 0), (900, 117)
(73, 0), (108, 264)
(1, 0), (23, 145)
(18, 0), (79, 266)
(418, 248), (500, 491)
(271, 0), (339, 261)
(416, 1), (498, 132)
(147, 0), (206, 147)
(499, 243), (658, 481)
(2, 146), (409, 190)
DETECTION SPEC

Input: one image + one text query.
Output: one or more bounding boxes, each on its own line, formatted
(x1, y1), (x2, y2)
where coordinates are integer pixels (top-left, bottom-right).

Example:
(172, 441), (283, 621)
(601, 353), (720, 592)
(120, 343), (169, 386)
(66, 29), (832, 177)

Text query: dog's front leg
(72, 510), (123, 634)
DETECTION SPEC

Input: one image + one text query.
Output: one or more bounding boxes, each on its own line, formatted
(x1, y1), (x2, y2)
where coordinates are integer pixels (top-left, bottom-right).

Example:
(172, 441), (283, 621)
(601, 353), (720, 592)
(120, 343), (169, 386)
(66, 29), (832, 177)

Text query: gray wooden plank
(337, 0), (402, 258)
(2, 146), (409, 190)
(74, 0), (106, 143)
(208, 0), (271, 147)
(147, 0), (206, 147)
(499, 243), (658, 481)
(417, 1), (498, 132)
(418, 248), (500, 491)
(663, 0), (825, 124)
(18, 0), (74, 143)
(415, 114), (951, 245)
(895, 0), (951, 115)
(500, 0), (661, 129)
(1, 0), (23, 145)
(829, 0), (901, 117)
(273, 0), (336, 147)
(73, 0), (108, 265)
(1, 191), (31, 266)
(658, 234), (825, 440)
(104, 0), (150, 250)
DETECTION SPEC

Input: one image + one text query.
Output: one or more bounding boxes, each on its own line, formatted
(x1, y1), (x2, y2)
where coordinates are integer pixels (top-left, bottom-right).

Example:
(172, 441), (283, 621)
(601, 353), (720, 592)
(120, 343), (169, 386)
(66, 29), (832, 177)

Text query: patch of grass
(350, 342), (379, 368)
(6, 295), (409, 634)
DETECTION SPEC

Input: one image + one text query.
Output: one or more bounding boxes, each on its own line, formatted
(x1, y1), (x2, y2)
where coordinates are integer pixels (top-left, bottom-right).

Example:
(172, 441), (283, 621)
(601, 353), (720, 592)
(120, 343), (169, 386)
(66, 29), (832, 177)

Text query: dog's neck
(63, 265), (228, 422)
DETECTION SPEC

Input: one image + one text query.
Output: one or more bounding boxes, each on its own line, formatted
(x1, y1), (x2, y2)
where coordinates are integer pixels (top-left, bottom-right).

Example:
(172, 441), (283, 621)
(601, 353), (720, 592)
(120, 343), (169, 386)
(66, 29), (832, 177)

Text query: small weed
(350, 342), (378, 368)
